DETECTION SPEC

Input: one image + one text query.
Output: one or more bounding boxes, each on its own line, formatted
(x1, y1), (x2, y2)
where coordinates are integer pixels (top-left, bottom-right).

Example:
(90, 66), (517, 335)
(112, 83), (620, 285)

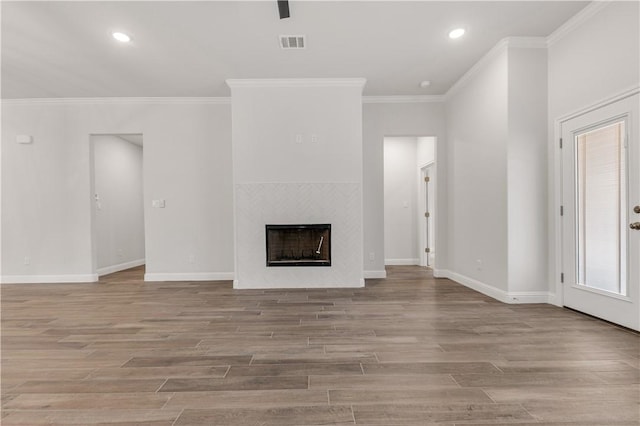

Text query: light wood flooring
(1, 265), (638, 425)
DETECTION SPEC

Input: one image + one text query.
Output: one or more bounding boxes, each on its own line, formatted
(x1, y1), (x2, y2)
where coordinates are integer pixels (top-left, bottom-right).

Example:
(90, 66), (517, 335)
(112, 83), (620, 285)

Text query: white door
(561, 93), (639, 331)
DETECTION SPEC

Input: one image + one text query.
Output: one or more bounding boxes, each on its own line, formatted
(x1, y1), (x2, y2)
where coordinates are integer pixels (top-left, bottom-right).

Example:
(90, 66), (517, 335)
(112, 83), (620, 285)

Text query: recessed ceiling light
(448, 28), (466, 39)
(112, 32), (131, 43)
(419, 81), (431, 88)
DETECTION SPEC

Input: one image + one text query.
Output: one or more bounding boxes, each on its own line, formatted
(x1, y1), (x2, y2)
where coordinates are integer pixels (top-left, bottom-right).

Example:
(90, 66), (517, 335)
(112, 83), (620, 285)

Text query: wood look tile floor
(2, 265), (638, 425)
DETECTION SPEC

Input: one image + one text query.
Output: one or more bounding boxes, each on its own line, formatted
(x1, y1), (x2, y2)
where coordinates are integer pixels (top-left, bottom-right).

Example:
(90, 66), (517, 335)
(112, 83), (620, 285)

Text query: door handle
(630, 222), (640, 230)
(634, 206), (640, 214)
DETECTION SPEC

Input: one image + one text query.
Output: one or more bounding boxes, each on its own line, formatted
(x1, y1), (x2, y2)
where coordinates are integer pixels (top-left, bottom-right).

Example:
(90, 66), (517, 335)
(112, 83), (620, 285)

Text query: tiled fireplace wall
(228, 78), (365, 289)
(235, 183), (362, 288)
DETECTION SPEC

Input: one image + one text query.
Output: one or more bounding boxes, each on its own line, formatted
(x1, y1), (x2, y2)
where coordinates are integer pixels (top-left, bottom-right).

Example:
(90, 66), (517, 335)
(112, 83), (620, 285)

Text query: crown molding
(1, 97), (231, 106)
(226, 78), (367, 89)
(2, 94), (446, 106)
(507, 36), (547, 49)
(547, 1), (611, 47)
(363, 95), (444, 104)
(444, 36), (548, 101)
(445, 38), (509, 101)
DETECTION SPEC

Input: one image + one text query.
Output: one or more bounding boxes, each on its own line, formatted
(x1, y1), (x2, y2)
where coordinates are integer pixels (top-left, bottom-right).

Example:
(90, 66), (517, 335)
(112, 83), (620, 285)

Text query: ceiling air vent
(280, 35), (306, 49)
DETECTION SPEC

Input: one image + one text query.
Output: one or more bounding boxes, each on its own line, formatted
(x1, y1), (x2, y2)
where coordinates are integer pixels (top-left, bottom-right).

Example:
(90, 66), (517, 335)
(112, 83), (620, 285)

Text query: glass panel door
(561, 93), (639, 331)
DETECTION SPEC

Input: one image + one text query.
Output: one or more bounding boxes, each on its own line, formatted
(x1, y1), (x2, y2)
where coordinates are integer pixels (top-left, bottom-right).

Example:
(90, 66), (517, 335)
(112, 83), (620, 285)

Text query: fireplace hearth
(266, 224), (331, 267)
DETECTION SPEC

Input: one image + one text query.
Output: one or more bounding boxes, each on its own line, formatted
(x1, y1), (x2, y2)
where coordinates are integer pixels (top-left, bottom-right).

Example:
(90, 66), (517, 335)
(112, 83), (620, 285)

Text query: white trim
(507, 37), (547, 49)
(2, 95), (446, 106)
(439, 270), (551, 304)
(233, 279), (365, 289)
(97, 259), (145, 277)
(547, 1), (611, 47)
(363, 95), (444, 104)
(432, 269), (447, 278)
(144, 272), (234, 282)
(445, 38), (509, 100)
(385, 258), (420, 266)
(1, 97), (231, 106)
(1, 274), (98, 284)
(364, 270), (387, 279)
(557, 86), (640, 124)
(445, 37), (547, 101)
(505, 291), (552, 304)
(445, 270), (509, 303)
(226, 78), (367, 89)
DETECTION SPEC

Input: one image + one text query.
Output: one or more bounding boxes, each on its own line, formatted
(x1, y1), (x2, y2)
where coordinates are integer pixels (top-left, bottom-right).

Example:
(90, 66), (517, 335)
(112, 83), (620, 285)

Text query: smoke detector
(280, 35), (306, 49)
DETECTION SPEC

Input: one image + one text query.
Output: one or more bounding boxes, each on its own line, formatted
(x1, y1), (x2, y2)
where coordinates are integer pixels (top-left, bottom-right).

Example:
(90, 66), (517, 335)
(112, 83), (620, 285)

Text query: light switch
(152, 199), (166, 208)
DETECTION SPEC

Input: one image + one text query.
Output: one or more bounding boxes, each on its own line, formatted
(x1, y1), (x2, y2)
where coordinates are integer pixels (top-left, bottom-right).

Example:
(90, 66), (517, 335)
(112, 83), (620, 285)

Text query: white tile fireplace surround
(228, 78), (365, 289)
(234, 182), (363, 289)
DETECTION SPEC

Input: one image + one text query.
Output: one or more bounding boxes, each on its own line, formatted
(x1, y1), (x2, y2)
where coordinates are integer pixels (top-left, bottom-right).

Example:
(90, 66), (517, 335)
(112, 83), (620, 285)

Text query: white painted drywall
(507, 46), (548, 294)
(548, 1), (640, 300)
(228, 79), (365, 288)
(1, 101), (234, 283)
(92, 134), (145, 274)
(445, 41), (549, 298)
(363, 102), (447, 277)
(383, 137), (419, 264)
(445, 48), (510, 292)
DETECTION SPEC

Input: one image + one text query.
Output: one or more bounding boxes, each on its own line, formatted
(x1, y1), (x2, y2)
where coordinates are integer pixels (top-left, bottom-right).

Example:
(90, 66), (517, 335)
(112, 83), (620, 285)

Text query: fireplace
(266, 224), (331, 267)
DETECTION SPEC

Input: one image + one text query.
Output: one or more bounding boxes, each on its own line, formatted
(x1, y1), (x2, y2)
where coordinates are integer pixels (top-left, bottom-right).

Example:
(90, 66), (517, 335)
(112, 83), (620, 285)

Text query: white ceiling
(1, 1), (588, 99)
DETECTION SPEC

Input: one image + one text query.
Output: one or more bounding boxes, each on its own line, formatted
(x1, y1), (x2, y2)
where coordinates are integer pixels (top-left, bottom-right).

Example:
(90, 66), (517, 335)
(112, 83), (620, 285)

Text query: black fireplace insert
(265, 224), (331, 267)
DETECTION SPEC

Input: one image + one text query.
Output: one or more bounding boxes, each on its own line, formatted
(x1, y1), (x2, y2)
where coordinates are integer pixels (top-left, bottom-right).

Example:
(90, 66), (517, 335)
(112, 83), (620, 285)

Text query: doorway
(560, 93), (639, 330)
(90, 134), (145, 277)
(383, 136), (436, 268)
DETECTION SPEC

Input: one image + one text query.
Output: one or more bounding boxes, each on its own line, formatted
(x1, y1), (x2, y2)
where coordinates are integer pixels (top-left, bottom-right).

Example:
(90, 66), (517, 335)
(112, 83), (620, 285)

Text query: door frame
(419, 163), (436, 267)
(89, 133), (146, 278)
(552, 86), (640, 307)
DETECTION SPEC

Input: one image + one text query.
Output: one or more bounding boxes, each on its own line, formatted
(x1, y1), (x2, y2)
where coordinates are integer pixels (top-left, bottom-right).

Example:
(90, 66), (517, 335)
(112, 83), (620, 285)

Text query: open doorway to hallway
(383, 136), (436, 268)
(90, 134), (146, 277)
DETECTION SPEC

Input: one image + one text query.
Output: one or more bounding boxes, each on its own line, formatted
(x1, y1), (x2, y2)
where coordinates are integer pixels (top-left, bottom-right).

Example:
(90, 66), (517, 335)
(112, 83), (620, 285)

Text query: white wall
(363, 101), (447, 277)
(444, 39), (549, 301)
(383, 137), (419, 264)
(507, 46), (548, 294)
(92, 134), (145, 274)
(548, 1), (640, 301)
(1, 100), (234, 283)
(417, 136), (435, 167)
(228, 79), (365, 288)
(445, 48), (510, 292)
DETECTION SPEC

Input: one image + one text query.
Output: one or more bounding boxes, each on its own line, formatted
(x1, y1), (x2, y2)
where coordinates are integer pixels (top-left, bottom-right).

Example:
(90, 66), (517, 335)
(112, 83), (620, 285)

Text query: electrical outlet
(476, 259), (482, 270)
(369, 252), (375, 261)
(23, 256), (30, 265)
(188, 254), (195, 264)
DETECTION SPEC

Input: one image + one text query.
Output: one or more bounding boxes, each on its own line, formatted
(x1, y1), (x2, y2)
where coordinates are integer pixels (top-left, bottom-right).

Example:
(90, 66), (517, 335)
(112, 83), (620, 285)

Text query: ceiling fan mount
(278, 1), (290, 19)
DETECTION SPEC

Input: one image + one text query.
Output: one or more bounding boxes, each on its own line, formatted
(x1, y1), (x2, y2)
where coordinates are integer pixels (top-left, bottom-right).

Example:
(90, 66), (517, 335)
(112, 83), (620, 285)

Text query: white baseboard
(440, 270), (551, 304)
(1, 274), (98, 284)
(432, 268), (447, 278)
(364, 270), (387, 279)
(144, 272), (234, 282)
(547, 292), (562, 307)
(385, 258), (420, 266)
(97, 259), (145, 276)
(233, 279), (364, 289)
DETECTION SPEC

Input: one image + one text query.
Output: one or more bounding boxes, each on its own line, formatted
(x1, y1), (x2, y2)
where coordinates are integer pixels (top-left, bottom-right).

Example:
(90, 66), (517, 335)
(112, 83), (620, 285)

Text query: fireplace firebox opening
(266, 224), (331, 267)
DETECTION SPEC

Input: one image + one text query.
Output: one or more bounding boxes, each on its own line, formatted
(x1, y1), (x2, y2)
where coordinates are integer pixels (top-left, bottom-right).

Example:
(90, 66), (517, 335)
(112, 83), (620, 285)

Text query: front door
(561, 93), (639, 331)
